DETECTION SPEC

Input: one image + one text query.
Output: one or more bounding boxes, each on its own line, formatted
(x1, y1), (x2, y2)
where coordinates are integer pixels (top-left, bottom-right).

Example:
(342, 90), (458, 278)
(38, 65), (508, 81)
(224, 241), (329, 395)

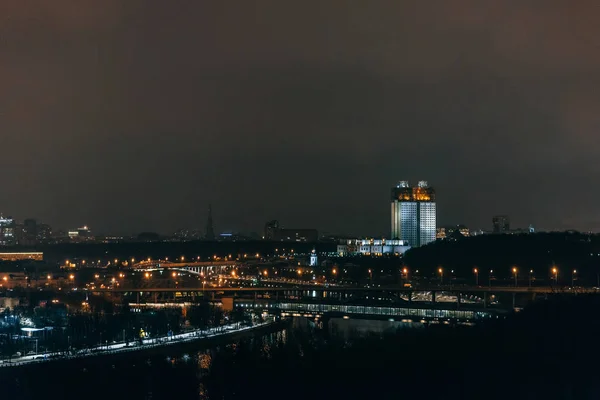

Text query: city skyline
(2, 2), (599, 235)
(0, 190), (559, 239)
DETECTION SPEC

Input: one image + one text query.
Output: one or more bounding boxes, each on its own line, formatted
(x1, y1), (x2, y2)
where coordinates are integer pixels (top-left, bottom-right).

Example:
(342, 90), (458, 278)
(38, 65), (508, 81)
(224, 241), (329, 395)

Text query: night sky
(1, 1), (599, 236)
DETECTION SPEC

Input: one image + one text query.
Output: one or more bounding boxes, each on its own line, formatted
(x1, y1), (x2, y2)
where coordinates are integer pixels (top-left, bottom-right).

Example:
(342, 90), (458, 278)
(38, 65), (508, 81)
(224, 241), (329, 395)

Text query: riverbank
(1, 318), (288, 369)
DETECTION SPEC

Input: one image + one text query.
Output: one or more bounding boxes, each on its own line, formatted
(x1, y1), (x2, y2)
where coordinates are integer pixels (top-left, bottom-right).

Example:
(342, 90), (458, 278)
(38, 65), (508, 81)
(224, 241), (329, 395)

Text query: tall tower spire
(205, 204), (215, 240)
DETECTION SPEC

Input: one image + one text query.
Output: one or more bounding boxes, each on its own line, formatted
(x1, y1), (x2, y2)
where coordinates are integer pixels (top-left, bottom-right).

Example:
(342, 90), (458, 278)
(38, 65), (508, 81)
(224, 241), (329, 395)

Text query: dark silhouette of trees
(404, 232), (600, 284)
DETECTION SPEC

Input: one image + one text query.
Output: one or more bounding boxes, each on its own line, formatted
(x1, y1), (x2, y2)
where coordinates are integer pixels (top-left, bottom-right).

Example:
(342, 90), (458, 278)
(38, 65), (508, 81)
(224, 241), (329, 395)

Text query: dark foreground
(2, 296), (600, 400)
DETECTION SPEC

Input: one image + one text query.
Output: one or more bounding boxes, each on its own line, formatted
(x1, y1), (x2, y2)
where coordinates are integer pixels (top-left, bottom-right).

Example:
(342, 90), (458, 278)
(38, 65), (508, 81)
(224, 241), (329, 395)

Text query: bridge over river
(95, 284), (595, 309)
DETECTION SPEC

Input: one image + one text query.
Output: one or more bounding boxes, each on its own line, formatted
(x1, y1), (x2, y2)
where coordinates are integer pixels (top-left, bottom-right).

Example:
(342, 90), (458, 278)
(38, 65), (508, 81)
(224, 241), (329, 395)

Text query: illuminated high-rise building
(390, 181), (436, 247)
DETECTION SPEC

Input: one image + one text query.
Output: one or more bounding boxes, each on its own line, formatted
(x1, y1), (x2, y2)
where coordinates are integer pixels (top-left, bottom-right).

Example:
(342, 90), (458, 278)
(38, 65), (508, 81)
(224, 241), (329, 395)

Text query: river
(0, 316), (594, 400)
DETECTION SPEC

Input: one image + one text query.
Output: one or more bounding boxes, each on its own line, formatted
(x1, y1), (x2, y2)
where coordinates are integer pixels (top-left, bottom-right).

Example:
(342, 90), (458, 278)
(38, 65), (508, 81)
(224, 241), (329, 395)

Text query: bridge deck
(90, 285), (597, 294)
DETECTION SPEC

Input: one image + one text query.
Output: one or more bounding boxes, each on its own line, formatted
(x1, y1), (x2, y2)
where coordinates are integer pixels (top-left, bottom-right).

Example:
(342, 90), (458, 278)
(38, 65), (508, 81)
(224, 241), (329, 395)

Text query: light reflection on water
(158, 328), (291, 400)
(4, 320), (397, 400)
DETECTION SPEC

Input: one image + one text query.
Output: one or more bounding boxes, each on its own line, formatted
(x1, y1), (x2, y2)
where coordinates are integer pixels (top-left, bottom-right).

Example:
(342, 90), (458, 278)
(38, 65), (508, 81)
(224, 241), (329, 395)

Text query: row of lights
(427, 266), (575, 277)
(65, 253), (271, 266)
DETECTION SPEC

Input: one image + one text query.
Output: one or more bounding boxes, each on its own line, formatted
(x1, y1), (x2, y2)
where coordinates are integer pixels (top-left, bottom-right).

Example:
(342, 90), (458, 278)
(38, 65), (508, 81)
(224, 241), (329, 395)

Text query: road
(1, 321), (273, 367)
(90, 285), (600, 294)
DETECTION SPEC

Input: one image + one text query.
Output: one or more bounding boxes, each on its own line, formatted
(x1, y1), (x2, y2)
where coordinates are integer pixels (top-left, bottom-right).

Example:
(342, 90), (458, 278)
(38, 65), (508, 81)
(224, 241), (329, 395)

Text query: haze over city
(2, 1), (600, 235)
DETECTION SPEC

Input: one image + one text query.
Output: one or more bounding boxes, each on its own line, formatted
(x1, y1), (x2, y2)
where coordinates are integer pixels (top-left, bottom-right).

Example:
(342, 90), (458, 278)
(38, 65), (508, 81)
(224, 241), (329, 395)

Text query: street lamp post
(552, 267), (558, 285)
(529, 270), (533, 287)
(438, 268), (443, 285)
(572, 269), (577, 287)
(489, 270), (493, 287)
(473, 268), (479, 286)
(512, 267), (518, 287)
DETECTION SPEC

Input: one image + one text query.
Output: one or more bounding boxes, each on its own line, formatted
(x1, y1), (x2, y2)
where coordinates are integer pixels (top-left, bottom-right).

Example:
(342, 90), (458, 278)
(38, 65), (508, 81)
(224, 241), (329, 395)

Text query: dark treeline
(404, 232), (600, 283)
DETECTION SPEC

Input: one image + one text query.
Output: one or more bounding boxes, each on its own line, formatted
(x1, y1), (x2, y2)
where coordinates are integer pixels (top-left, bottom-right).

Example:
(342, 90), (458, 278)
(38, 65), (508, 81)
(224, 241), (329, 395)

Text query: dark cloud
(1, 1), (599, 235)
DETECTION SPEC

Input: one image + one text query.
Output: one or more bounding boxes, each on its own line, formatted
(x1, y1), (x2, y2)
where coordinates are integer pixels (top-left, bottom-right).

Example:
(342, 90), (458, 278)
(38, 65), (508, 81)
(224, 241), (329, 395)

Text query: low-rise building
(336, 238), (411, 256)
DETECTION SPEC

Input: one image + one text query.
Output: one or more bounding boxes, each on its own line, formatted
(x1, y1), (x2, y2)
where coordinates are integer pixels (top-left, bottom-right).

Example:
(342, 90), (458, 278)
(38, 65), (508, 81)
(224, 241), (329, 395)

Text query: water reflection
(2, 321), (395, 400)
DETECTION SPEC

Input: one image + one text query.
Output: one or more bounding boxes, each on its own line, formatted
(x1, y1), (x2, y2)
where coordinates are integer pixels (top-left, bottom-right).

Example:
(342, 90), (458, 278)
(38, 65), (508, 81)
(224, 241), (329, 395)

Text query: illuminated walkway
(1, 321), (273, 368)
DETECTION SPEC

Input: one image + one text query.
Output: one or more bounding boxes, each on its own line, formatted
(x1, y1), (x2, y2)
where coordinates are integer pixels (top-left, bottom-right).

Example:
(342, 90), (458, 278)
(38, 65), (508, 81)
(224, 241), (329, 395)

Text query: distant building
(263, 220), (318, 242)
(18, 219), (38, 246)
(310, 249), (318, 266)
(218, 232), (253, 241)
(438, 225), (470, 240)
(508, 225), (536, 235)
(337, 238), (411, 256)
(436, 227), (446, 239)
(492, 216), (510, 233)
(100, 236), (125, 244)
(390, 180), (436, 247)
(0, 215), (16, 246)
(37, 223), (52, 244)
(205, 204), (216, 240)
(173, 229), (202, 241)
(0, 252), (43, 261)
(264, 220), (280, 240)
(68, 226), (93, 242)
(276, 228), (318, 242)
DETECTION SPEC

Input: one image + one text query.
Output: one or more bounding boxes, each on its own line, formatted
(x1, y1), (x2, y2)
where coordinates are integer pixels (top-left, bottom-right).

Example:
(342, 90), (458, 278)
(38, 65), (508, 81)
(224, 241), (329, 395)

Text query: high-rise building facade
(391, 181), (436, 247)
(492, 215), (510, 233)
(0, 215), (16, 246)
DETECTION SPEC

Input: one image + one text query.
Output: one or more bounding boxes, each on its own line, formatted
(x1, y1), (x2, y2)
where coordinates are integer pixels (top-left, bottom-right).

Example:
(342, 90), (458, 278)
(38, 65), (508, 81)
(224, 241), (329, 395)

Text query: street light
(529, 269), (533, 287)
(512, 267), (518, 287)
(489, 270), (493, 287)
(438, 268), (443, 285)
(572, 269), (577, 287)
(473, 268), (479, 286)
(552, 267), (558, 284)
